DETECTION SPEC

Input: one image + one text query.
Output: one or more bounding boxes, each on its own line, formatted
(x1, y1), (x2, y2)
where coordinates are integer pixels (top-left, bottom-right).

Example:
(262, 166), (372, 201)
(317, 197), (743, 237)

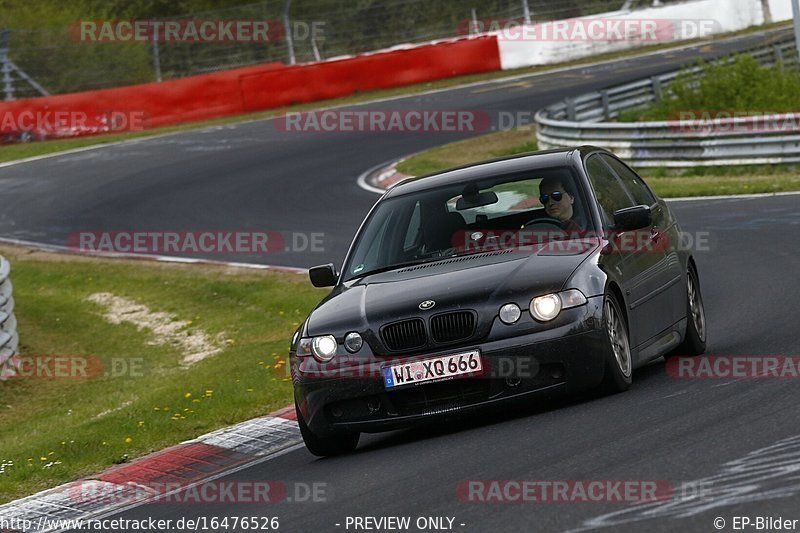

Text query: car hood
(306, 241), (598, 336)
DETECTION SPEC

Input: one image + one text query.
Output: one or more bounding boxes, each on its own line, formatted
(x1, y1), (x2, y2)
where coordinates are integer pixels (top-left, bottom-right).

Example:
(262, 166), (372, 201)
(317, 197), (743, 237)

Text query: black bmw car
(290, 146), (707, 456)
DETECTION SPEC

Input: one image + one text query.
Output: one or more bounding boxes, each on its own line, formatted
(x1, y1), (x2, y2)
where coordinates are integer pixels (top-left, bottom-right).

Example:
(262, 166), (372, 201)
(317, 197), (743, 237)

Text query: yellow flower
(40, 457), (47, 461)
(184, 392), (192, 399)
(153, 407), (160, 411)
(246, 388), (254, 392)
(125, 437), (132, 444)
(137, 421), (145, 427)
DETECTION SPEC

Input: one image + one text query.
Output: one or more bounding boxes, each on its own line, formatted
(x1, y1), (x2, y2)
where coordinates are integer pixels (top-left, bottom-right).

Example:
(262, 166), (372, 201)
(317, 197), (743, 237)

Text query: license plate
(382, 350), (482, 389)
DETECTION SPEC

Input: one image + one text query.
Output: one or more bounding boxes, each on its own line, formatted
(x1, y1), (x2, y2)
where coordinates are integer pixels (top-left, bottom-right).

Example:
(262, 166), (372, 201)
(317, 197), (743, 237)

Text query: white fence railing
(0, 255), (19, 380)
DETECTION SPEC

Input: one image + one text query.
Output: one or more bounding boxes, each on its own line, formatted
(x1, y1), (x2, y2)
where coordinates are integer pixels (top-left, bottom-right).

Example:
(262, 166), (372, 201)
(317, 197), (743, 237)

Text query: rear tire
(675, 264), (707, 356)
(599, 291), (633, 394)
(295, 402), (359, 457)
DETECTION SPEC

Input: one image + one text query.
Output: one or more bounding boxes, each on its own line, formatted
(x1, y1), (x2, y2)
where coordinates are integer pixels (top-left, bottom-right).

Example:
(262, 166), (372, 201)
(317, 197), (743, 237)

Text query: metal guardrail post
(566, 98), (576, 121)
(283, 0), (296, 65)
(601, 91), (610, 120)
(1, 29), (13, 101)
(651, 76), (663, 100)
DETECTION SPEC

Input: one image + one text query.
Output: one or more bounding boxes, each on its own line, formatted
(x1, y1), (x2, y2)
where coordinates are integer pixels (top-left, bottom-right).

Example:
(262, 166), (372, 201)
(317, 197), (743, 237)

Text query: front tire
(295, 402), (359, 457)
(599, 291), (633, 394)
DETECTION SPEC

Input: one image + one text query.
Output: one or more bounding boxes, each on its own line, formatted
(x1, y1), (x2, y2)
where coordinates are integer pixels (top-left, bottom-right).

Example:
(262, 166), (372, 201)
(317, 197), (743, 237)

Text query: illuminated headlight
(344, 332), (363, 353)
(499, 303), (521, 324)
(311, 335), (338, 362)
(530, 294), (562, 322)
(529, 289), (587, 322)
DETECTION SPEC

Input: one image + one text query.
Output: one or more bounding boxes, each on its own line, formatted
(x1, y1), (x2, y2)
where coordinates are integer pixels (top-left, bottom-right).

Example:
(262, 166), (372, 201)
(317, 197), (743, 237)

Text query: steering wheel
(521, 217), (565, 230)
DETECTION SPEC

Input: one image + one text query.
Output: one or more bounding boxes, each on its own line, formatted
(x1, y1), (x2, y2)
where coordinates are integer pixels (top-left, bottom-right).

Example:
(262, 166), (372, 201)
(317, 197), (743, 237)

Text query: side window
(602, 155), (656, 207)
(585, 154), (634, 226)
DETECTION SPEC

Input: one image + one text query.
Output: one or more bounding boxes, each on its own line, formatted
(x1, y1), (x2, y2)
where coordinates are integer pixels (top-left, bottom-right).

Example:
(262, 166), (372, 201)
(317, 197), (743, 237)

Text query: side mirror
(309, 263), (338, 287)
(613, 205), (651, 231)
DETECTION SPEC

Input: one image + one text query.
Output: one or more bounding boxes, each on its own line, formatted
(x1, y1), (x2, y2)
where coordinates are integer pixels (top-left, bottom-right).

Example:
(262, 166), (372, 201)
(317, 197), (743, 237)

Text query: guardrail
(0, 255), (19, 380)
(535, 38), (800, 166)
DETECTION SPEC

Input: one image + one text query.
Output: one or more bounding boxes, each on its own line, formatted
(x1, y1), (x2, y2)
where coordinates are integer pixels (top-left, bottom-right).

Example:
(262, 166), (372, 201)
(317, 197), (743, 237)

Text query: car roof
(384, 145), (607, 198)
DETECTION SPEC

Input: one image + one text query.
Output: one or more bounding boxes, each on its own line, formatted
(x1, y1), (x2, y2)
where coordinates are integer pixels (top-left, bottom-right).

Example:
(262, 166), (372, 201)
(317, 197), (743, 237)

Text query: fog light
(499, 303), (521, 324)
(344, 332), (363, 353)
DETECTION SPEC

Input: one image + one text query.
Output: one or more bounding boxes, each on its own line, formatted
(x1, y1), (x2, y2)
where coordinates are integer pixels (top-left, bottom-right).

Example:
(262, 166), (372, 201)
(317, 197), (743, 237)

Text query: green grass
(397, 129), (538, 176)
(618, 53), (800, 122)
(395, 128), (800, 197)
(0, 22), (790, 165)
(0, 245), (326, 502)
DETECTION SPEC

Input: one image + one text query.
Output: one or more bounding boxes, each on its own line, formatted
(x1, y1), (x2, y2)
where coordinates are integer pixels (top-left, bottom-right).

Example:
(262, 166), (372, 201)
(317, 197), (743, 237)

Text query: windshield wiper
(348, 258), (445, 280)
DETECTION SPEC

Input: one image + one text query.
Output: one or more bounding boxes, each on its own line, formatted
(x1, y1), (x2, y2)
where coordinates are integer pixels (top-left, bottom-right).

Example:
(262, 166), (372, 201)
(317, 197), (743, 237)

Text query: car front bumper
(293, 296), (606, 435)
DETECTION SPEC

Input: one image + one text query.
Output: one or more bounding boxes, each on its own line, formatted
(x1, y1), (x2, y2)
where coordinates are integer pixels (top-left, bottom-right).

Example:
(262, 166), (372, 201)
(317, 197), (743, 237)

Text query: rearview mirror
(613, 205), (651, 231)
(456, 191), (498, 210)
(309, 263), (338, 287)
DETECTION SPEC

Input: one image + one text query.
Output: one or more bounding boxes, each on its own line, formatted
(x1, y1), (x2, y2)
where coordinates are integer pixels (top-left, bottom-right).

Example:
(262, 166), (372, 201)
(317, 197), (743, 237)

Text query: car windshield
(343, 166), (591, 281)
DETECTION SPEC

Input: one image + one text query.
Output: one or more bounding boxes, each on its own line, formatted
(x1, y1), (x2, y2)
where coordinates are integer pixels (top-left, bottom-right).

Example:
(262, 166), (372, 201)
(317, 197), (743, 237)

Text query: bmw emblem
(419, 300), (436, 310)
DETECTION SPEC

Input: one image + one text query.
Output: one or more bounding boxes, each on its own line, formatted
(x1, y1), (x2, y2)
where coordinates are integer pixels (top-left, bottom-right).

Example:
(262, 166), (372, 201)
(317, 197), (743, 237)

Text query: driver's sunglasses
(539, 191), (564, 204)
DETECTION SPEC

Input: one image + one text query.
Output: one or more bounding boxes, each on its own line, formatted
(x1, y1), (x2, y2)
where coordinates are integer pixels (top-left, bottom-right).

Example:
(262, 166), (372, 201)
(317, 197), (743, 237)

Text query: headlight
(529, 289), (588, 322)
(344, 332), (363, 353)
(530, 294), (562, 322)
(499, 303), (521, 324)
(311, 335), (338, 362)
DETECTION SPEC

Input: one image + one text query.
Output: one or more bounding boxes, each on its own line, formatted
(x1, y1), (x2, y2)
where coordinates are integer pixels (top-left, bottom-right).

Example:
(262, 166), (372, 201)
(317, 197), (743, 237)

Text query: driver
(538, 176), (582, 231)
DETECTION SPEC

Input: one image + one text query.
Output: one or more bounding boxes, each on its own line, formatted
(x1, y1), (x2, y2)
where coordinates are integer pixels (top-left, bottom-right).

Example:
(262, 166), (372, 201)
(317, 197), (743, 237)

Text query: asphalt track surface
(3, 28), (797, 533)
(66, 193), (800, 533)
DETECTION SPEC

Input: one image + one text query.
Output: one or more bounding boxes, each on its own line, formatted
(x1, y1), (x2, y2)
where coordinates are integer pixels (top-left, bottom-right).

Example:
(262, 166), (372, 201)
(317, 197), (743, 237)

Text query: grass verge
(395, 128), (800, 197)
(0, 244), (326, 503)
(0, 22), (790, 165)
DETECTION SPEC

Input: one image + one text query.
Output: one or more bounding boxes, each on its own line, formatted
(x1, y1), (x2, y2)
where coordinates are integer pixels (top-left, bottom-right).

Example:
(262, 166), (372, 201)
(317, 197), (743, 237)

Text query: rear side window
(585, 154), (634, 226)
(602, 155), (656, 207)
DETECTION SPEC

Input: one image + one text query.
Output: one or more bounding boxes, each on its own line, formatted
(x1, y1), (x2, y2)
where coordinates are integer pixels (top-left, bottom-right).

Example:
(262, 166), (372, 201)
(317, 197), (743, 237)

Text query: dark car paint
(290, 146), (694, 436)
